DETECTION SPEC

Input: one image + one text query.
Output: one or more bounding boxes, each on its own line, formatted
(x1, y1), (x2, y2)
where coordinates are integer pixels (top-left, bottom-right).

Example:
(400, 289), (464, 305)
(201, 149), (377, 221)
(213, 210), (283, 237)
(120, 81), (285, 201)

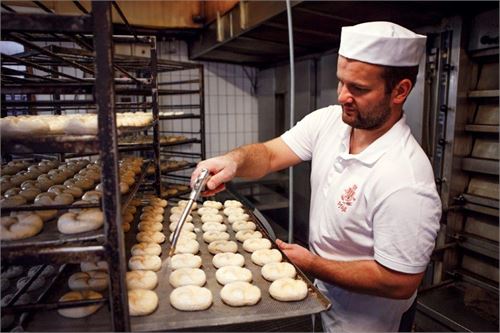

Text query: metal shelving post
(150, 36), (162, 197)
(92, 2), (130, 331)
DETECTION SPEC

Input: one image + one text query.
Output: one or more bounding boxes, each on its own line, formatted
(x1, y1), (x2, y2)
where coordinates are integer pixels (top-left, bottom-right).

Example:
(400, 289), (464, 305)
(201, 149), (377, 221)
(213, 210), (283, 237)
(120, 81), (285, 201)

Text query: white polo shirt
(281, 105), (441, 332)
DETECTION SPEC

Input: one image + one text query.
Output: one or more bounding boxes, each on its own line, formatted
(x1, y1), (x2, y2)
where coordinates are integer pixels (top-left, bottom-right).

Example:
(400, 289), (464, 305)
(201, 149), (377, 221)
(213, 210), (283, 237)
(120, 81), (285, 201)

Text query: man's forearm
(225, 143), (272, 179)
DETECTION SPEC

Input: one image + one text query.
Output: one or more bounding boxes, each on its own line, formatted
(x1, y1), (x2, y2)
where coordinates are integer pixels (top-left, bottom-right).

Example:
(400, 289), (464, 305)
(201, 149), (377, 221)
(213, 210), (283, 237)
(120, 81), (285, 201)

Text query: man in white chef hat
(192, 22), (441, 332)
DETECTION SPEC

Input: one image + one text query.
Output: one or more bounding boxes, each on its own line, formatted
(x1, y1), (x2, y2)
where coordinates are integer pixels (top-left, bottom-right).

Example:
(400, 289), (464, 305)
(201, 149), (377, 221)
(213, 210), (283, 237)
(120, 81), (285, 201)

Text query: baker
(191, 21), (441, 332)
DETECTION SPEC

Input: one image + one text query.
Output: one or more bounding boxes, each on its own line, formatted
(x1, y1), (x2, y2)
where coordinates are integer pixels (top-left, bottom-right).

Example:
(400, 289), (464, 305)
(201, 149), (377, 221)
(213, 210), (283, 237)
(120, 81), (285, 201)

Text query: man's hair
(381, 65), (419, 94)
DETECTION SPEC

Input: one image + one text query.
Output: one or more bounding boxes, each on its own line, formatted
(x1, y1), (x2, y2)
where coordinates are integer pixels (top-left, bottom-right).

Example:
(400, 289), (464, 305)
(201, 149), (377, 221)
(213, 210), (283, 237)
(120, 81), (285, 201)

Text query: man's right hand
(191, 155), (238, 196)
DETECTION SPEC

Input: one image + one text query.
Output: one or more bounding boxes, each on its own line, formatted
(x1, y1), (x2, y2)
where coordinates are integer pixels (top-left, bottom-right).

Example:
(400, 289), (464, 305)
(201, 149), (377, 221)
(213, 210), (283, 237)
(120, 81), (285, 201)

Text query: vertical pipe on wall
(285, 0), (295, 243)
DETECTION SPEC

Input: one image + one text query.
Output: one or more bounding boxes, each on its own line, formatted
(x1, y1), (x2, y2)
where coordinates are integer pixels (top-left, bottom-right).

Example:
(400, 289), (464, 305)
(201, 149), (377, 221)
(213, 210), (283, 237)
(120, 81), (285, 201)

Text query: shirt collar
(337, 114), (410, 165)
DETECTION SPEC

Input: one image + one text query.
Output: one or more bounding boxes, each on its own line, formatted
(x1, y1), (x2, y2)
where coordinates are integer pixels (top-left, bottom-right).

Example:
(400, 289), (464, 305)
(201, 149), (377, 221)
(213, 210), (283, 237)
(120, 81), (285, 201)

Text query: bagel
(261, 262), (296, 281)
(232, 221), (256, 232)
(80, 261), (108, 272)
(68, 271), (109, 291)
(136, 231), (166, 244)
(169, 285), (212, 311)
(201, 222), (227, 232)
(207, 240), (238, 254)
(169, 213), (192, 223)
(224, 200), (243, 208)
(220, 281), (261, 307)
(200, 214), (223, 223)
(216, 266), (252, 285)
(170, 253), (202, 270)
(128, 289), (159, 316)
(137, 221), (163, 232)
(57, 291), (103, 318)
(203, 200), (223, 210)
(128, 255), (162, 272)
(131, 242), (162, 256)
(202, 231), (230, 243)
(242, 238), (272, 252)
(223, 207), (244, 216)
(268, 278), (308, 301)
(251, 249), (282, 266)
(228, 213), (250, 224)
(173, 238), (200, 255)
(169, 221), (195, 233)
(196, 207), (218, 216)
(235, 230), (263, 242)
(1, 214), (43, 240)
(169, 268), (206, 287)
(212, 253), (245, 268)
(126, 270), (158, 290)
(57, 209), (104, 234)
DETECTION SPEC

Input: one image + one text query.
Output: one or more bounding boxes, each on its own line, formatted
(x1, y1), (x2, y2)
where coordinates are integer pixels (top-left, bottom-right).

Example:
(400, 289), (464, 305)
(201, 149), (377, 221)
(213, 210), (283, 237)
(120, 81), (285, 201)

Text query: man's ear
(392, 79), (413, 105)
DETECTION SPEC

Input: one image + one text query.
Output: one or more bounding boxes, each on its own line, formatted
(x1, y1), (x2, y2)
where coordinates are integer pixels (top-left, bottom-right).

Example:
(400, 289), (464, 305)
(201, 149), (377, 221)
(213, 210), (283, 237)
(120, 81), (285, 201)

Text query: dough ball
(269, 278), (308, 301)
(128, 255), (162, 272)
(169, 221), (195, 233)
(136, 231), (166, 244)
(131, 242), (162, 256)
(224, 200), (243, 208)
(169, 285), (212, 311)
(196, 207), (219, 216)
(251, 249), (282, 266)
(261, 262), (296, 281)
(223, 207), (244, 216)
(173, 238), (200, 255)
(128, 289), (159, 316)
(202, 200), (223, 210)
(169, 268), (206, 288)
(220, 281), (261, 307)
(232, 221), (256, 232)
(216, 266), (252, 285)
(242, 238), (272, 252)
(170, 253), (202, 270)
(207, 240), (238, 254)
(201, 222), (227, 233)
(202, 231), (230, 243)
(200, 214), (223, 223)
(126, 270), (158, 290)
(212, 253), (245, 268)
(235, 230), (262, 242)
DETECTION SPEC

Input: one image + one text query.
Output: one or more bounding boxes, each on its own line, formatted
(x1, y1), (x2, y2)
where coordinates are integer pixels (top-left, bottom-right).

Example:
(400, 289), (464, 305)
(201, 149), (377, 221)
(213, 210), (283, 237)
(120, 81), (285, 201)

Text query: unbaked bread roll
(81, 261), (108, 272)
(261, 262), (296, 281)
(169, 268), (206, 287)
(203, 200), (223, 210)
(223, 207), (244, 216)
(169, 285), (212, 311)
(131, 242), (162, 256)
(138, 221), (163, 232)
(220, 281), (261, 307)
(169, 213), (192, 223)
(201, 222), (227, 232)
(212, 253), (245, 268)
(251, 249), (282, 266)
(168, 230), (196, 242)
(177, 200), (197, 209)
(57, 290), (103, 318)
(169, 221), (195, 232)
(196, 207), (218, 216)
(1, 214), (43, 240)
(68, 271), (109, 291)
(57, 209), (104, 234)
(232, 221), (256, 232)
(173, 238), (200, 255)
(126, 270), (158, 290)
(200, 214), (223, 223)
(128, 255), (162, 272)
(269, 278), (308, 301)
(202, 231), (230, 243)
(136, 231), (166, 244)
(224, 200), (243, 208)
(128, 289), (159, 316)
(216, 266), (252, 285)
(235, 230), (263, 242)
(242, 238), (272, 252)
(228, 213), (250, 224)
(170, 253), (202, 270)
(170, 206), (194, 215)
(207, 240), (238, 254)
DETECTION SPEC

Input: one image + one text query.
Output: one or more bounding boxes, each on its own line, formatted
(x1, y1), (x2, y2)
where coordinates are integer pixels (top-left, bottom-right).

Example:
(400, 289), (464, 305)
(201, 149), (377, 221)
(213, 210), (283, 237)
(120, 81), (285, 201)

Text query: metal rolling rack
(0, 2), (164, 331)
(415, 11), (499, 332)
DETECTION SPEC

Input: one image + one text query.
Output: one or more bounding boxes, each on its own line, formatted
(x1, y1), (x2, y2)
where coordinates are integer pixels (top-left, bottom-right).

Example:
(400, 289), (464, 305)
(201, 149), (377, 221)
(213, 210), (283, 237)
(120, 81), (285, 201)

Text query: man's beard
(341, 96), (392, 130)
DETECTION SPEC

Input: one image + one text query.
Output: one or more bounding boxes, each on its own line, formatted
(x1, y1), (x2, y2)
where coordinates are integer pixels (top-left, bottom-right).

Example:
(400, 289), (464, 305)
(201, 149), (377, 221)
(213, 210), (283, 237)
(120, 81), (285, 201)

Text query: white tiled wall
(157, 40), (259, 158)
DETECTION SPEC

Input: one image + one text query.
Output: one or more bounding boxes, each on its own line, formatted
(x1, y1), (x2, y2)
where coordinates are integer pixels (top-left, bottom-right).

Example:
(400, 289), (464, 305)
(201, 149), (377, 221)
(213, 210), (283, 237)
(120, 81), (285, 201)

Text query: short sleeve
(372, 185), (441, 274)
(280, 106), (337, 161)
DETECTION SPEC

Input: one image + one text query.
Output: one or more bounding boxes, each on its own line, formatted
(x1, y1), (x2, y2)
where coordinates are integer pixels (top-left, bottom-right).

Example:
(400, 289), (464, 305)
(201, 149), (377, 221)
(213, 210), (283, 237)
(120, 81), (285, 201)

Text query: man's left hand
(276, 239), (315, 272)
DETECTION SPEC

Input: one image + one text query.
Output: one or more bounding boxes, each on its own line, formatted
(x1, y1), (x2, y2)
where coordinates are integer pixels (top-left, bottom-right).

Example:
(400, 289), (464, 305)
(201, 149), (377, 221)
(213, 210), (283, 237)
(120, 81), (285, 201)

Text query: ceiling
(188, 1), (499, 67)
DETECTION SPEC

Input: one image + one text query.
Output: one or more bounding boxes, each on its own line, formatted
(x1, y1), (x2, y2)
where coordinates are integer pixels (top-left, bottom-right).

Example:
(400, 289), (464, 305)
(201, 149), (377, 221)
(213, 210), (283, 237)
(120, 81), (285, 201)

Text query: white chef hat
(339, 21), (426, 67)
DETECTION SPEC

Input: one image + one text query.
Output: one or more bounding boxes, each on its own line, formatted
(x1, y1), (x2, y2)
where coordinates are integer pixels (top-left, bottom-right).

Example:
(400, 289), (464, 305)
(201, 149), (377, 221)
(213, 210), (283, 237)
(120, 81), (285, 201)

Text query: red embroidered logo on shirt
(337, 184), (358, 212)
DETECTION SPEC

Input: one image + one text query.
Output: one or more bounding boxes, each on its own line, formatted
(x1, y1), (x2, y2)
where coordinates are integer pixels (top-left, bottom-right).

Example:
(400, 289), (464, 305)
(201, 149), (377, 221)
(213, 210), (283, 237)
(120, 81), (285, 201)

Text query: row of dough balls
(125, 198), (168, 316)
(1, 112), (153, 138)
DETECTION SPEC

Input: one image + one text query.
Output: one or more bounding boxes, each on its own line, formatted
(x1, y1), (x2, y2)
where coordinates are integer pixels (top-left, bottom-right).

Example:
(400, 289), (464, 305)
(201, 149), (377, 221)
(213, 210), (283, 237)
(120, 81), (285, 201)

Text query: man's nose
(337, 85), (353, 104)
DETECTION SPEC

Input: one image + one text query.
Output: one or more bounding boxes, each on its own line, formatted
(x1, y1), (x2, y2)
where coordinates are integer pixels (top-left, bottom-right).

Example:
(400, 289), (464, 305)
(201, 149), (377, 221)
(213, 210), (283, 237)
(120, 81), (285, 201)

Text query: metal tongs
(168, 168), (211, 256)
